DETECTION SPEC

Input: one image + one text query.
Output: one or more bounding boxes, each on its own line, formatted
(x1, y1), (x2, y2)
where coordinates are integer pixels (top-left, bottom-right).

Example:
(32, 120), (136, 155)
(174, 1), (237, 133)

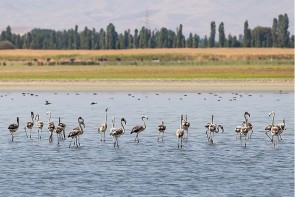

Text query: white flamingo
(157, 120), (166, 142)
(24, 112), (34, 138)
(182, 114), (190, 140)
(68, 117), (85, 148)
(110, 118), (126, 148)
(205, 115), (224, 144)
(176, 115), (185, 149)
(47, 111), (55, 142)
(234, 112), (253, 140)
(130, 115), (148, 143)
(265, 111), (283, 147)
(243, 112), (253, 139)
(239, 122), (253, 147)
(58, 117), (66, 140)
(8, 117), (19, 141)
(35, 114), (44, 139)
(98, 108), (108, 142)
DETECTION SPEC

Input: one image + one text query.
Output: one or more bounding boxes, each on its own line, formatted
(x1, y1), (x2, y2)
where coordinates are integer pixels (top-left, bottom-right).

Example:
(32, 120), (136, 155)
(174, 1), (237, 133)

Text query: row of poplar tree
(0, 13), (293, 49)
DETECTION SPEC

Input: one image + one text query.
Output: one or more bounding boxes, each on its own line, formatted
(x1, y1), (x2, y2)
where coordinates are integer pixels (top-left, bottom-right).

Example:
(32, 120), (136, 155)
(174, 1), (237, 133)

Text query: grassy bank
(0, 48), (293, 80)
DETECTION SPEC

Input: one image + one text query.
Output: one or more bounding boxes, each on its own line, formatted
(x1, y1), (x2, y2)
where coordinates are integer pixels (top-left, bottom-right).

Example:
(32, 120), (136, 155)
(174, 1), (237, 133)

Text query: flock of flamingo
(7, 108), (286, 148)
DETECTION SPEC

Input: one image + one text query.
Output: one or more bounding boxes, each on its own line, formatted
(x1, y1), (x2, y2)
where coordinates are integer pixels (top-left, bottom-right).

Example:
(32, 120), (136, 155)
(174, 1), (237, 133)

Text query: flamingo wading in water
(68, 117), (85, 148)
(98, 108), (108, 142)
(157, 120), (166, 142)
(110, 118), (126, 149)
(8, 117), (19, 141)
(130, 115), (148, 143)
(205, 115), (224, 144)
(176, 115), (185, 149)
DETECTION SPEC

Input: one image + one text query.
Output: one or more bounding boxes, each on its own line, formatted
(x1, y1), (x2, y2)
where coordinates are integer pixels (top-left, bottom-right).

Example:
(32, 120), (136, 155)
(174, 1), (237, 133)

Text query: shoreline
(0, 79), (293, 92)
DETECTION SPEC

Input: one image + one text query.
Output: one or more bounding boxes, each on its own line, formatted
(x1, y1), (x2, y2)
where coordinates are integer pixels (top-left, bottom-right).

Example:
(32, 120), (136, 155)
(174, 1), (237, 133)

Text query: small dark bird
(91, 102), (97, 105)
(45, 100), (52, 105)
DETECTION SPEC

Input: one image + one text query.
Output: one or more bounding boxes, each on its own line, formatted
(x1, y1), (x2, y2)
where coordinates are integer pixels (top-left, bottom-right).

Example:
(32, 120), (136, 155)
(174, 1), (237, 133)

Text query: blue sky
(0, 0), (293, 36)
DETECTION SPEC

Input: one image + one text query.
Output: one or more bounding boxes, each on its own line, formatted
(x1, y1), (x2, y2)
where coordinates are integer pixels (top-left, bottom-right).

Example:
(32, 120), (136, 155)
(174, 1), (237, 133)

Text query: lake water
(0, 91), (293, 196)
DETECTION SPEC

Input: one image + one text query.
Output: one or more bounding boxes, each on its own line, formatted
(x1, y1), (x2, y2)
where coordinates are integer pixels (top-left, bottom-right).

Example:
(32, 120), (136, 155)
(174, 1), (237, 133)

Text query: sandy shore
(0, 79), (293, 92)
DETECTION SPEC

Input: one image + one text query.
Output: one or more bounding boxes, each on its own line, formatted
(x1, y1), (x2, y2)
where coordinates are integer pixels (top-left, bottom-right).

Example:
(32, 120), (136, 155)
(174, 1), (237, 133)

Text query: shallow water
(0, 91), (294, 196)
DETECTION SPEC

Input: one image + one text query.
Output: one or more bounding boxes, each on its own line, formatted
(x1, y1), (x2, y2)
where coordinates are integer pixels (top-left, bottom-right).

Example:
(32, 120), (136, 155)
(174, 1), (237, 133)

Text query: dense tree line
(0, 13), (293, 49)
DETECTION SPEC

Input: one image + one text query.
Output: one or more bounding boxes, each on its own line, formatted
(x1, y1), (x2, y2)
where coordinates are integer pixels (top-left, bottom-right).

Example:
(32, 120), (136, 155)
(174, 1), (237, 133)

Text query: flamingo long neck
(17, 117), (19, 126)
(105, 110), (107, 124)
(180, 116), (182, 128)
(79, 123), (84, 134)
(143, 119), (146, 129)
(112, 117), (115, 128)
(272, 114), (275, 126)
(48, 113), (51, 123)
(211, 115), (214, 124)
(244, 114), (248, 124)
(121, 120), (125, 132)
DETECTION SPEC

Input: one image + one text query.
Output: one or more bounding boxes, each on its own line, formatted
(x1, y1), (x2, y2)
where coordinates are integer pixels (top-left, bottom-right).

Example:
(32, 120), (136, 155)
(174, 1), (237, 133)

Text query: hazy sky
(0, 0), (293, 36)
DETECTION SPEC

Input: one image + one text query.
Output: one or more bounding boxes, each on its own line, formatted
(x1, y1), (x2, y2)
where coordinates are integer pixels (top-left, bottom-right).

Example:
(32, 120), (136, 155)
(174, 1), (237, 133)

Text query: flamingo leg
(63, 129), (65, 140)
(116, 138), (119, 148)
(69, 138), (73, 148)
(265, 132), (272, 142)
(157, 132), (160, 142)
(180, 137), (183, 148)
(113, 138), (116, 148)
(206, 130), (209, 140)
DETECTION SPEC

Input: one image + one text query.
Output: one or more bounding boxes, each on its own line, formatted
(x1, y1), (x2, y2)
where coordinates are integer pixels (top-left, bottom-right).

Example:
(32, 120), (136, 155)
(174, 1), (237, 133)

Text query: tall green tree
(50, 31), (57, 49)
(74, 25), (80, 49)
(176, 24), (184, 48)
(272, 18), (278, 47)
(106, 23), (117, 49)
(192, 34), (200, 48)
(203, 36), (208, 48)
(186, 33), (193, 48)
(277, 13), (290, 47)
(251, 26), (272, 47)
(243, 20), (251, 47)
(218, 22), (225, 47)
(209, 21), (216, 47)
(99, 28), (106, 49)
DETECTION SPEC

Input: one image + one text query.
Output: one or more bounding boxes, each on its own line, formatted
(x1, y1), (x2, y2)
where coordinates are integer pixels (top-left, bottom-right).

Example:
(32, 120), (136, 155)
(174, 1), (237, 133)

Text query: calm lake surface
(0, 91), (293, 197)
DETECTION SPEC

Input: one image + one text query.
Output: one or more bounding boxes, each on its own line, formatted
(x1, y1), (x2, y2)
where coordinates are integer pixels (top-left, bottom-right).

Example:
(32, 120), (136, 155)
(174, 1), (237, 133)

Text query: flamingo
(182, 114), (190, 140)
(68, 117), (85, 148)
(243, 112), (253, 139)
(24, 112), (34, 138)
(8, 117), (19, 141)
(157, 120), (166, 142)
(205, 115), (224, 144)
(130, 115), (148, 143)
(110, 118), (126, 148)
(234, 112), (253, 140)
(265, 111), (283, 147)
(176, 115), (185, 149)
(58, 117), (66, 139)
(46, 111), (55, 142)
(98, 108), (108, 142)
(277, 118), (286, 140)
(35, 113), (44, 139)
(55, 117), (65, 145)
(239, 122), (253, 147)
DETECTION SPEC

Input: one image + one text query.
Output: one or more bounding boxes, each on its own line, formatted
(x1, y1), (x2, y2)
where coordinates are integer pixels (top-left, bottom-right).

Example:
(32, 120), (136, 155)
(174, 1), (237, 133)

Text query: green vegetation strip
(0, 64), (293, 80)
